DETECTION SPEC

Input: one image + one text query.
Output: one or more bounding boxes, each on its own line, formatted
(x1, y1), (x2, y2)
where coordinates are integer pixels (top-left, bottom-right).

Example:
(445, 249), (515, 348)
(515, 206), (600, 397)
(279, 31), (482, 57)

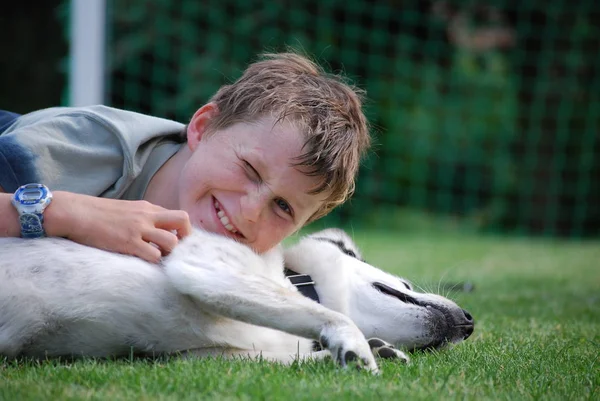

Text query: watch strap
(18, 213), (46, 239)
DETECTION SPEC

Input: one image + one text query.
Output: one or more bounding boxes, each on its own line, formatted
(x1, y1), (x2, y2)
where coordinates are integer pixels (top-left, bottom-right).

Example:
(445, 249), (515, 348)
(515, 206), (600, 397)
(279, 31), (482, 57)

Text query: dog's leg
(0, 296), (46, 358)
(367, 338), (410, 363)
(165, 259), (379, 373)
(0, 332), (22, 358)
(180, 340), (409, 365)
(180, 347), (331, 365)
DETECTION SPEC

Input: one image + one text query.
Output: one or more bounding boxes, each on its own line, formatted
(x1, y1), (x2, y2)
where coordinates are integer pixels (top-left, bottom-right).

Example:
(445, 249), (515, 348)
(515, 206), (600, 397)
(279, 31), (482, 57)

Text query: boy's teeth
(214, 199), (238, 233)
(221, 216), (237, 233)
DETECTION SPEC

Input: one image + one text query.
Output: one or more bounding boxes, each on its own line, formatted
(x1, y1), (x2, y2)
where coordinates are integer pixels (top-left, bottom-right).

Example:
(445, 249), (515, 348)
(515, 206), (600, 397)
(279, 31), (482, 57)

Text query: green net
(105, 0), (599, 237)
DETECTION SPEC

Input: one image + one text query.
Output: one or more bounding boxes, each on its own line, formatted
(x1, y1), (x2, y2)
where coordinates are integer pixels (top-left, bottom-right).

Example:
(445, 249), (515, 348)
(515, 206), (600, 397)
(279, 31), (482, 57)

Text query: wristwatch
(11, 183), (53, 239)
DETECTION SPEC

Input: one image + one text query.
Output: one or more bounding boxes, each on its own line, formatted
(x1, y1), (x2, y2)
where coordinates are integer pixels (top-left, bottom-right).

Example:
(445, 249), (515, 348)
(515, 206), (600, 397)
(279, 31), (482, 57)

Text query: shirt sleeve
(0, 107), (134, 196)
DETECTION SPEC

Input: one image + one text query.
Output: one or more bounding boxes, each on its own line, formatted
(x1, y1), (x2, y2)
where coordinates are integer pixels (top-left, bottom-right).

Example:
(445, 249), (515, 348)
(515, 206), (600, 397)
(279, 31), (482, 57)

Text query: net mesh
(105, 0), (600, 237)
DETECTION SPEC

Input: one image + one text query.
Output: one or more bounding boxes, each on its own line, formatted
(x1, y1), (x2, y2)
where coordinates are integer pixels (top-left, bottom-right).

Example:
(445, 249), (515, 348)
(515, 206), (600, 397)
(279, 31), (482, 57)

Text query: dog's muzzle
(373, 282), (475, 349)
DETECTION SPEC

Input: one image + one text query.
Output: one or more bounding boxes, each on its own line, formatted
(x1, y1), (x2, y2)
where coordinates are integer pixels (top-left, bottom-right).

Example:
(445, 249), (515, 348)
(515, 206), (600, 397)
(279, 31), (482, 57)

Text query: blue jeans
(0, 110), (20, 134)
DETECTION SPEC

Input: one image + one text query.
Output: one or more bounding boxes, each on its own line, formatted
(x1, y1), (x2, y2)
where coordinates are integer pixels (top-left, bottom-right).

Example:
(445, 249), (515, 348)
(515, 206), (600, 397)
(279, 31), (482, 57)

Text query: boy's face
(178, 106), (327, 253)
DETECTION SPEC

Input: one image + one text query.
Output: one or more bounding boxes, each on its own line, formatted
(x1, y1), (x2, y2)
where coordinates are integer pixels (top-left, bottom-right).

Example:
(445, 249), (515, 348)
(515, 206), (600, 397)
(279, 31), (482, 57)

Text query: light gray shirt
(0, 105), (186, 199)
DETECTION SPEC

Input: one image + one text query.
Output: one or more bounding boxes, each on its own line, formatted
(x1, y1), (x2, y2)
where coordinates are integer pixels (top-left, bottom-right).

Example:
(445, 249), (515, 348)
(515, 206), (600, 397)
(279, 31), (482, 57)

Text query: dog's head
(284, 228), (474, 351)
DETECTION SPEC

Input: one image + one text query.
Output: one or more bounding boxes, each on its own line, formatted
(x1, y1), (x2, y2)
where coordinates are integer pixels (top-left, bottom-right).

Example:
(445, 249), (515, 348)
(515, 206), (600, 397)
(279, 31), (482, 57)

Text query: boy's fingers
(136, 240), (163, 264)
(143, 229), (179, 256)
(155, 211), (192, 238)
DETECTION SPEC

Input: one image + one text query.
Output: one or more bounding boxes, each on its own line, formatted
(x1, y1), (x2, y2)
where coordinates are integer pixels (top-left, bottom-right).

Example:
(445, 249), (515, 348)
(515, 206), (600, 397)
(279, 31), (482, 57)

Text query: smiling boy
(0, 53), (370, 261)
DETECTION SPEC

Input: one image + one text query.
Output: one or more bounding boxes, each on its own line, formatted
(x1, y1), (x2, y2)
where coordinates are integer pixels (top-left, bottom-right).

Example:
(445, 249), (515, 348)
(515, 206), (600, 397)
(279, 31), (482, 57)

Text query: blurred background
(1, 0), (598, 238)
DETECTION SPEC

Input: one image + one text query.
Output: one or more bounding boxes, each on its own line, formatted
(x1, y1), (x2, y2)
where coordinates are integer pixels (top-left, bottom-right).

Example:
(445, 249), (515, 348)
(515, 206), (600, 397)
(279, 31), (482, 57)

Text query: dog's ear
(305, 228), (364, 262)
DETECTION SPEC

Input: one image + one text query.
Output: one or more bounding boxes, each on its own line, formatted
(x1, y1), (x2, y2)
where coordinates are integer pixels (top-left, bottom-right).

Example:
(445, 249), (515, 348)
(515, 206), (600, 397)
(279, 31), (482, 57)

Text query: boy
(0, 52), (370, 262)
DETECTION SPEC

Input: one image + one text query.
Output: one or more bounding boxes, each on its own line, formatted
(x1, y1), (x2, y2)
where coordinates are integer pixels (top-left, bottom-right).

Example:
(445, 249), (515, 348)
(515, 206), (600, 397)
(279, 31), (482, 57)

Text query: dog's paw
(367, 338), (410, 363)
(319, 320), (379, 374)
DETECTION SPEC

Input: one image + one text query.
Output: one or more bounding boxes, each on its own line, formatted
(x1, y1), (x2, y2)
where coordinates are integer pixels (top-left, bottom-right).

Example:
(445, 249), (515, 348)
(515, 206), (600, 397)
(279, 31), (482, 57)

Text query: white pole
(69, 0), (106, 106)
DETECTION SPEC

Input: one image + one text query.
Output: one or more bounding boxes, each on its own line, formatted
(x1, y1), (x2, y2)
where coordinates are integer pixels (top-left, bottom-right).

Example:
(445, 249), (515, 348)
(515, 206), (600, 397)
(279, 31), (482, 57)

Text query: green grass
(1, 231), (599, 401)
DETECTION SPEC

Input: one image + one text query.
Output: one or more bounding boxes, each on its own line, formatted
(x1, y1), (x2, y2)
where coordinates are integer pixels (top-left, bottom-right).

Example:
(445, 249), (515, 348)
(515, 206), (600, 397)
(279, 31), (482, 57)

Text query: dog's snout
(461, 309), (473, 323)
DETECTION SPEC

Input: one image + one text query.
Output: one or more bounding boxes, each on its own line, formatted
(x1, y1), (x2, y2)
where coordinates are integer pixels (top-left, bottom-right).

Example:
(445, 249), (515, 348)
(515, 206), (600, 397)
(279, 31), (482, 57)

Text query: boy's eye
(275, 198), (292, 215)
(243, 160), (261, 182)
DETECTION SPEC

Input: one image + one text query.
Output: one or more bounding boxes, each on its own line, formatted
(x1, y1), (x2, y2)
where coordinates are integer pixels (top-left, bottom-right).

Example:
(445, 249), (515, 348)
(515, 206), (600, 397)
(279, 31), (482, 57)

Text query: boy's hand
(45, 191), (192, 263)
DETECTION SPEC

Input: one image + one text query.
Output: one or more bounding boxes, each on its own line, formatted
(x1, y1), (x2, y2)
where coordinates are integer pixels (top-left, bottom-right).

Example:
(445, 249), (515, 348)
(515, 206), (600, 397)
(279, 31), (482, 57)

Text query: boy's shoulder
(10, 105), (185, 138)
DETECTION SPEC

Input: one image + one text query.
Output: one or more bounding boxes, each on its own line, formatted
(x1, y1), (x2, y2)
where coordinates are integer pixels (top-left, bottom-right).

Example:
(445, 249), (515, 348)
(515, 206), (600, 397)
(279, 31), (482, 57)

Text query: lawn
(1, 230), (598, 401)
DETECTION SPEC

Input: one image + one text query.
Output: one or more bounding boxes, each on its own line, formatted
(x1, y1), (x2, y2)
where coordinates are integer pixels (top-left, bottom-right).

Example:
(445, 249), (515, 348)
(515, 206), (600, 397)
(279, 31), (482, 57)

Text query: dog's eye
(373, 282), (419, 305)
(344, 249), (357, 258)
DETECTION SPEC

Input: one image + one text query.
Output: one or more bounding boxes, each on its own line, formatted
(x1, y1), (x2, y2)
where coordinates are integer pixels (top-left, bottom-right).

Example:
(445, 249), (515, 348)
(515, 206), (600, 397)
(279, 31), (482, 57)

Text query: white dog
(0, 228), (473, 373)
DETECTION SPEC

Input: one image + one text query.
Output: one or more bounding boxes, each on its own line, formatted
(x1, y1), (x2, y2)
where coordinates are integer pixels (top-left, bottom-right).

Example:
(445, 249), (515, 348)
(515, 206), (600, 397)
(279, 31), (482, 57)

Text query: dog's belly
(0, 237), (311, 358)
(18, 302), (312, 358)
(18, 309), (206, 358)
(6, 282), (219, 358)
(0, 238), (213, 357)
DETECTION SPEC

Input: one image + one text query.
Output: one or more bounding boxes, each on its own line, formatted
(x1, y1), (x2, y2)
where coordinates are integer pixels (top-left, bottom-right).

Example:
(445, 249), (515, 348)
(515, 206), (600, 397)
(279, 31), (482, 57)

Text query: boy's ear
(187, 102), (219, 151)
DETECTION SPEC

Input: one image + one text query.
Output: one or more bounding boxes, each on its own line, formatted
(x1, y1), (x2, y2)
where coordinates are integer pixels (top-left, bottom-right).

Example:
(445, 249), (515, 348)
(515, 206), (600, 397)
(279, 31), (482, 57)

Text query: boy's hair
(206, 52), (370, 222)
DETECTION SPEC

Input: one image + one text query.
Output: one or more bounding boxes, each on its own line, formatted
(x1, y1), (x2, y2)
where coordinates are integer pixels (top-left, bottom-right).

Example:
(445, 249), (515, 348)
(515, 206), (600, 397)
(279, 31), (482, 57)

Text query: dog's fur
(0, 228), (473, 373)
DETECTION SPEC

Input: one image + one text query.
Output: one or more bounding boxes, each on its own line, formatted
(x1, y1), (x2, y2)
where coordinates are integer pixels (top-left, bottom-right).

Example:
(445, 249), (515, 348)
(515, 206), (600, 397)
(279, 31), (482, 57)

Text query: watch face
(13, 184), (52, 214)
(16, 183), (49, 205)
(20, 188), (44, 202)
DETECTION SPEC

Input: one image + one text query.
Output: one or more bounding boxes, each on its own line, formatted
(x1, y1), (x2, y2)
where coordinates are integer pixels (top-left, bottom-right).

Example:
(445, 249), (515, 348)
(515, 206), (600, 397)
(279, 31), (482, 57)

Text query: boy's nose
(240, 191), (269, 223)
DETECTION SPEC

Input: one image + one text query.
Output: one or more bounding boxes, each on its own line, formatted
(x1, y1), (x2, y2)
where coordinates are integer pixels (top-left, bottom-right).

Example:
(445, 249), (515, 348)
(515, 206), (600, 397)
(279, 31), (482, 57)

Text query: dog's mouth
(372, 282), (475, 350)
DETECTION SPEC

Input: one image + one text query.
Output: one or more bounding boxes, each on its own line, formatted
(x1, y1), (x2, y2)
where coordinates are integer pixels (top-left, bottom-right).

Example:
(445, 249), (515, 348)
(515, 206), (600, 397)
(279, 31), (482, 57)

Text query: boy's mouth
(213, 198), (242, 237)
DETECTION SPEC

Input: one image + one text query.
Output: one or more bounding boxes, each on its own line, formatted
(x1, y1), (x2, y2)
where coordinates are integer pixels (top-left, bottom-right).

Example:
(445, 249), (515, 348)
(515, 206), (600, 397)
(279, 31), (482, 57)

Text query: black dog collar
(284, 268), (320, 303)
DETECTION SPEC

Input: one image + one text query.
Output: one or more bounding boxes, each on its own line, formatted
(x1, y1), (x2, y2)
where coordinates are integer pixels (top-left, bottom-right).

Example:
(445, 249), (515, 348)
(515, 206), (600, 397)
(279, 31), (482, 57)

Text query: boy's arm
(0, 188), (20, 237)
(0, 187), (192, 262)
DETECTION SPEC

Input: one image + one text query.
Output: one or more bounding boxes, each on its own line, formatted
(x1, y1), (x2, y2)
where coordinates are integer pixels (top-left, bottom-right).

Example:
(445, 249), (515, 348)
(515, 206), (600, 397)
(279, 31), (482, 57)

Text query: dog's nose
(461, 309), (475, 339)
